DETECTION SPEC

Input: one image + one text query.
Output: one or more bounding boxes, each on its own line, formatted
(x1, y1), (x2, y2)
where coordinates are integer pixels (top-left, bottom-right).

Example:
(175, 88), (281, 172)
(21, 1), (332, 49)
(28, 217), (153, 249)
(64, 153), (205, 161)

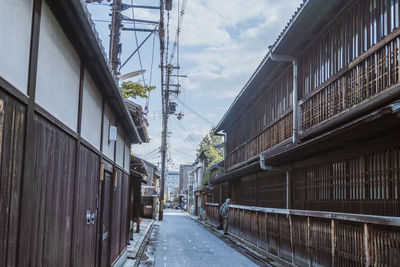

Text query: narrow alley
(138, 210), (262, 267)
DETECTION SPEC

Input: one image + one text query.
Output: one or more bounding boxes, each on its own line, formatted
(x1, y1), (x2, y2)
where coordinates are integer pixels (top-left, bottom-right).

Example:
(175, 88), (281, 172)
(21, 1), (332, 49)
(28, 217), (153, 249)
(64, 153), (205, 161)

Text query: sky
(86, 0), (303, 170)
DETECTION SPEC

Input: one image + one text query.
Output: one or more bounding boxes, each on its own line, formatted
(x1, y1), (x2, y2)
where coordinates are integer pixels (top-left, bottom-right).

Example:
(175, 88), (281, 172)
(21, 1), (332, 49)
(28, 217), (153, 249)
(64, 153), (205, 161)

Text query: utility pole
(158, 0), (166, 221)
(109, 0), (122, 75)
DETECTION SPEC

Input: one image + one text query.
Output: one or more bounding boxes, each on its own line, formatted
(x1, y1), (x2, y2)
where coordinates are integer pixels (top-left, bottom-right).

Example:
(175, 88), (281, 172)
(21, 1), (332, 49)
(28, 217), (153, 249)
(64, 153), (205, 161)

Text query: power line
(169, 0), (187, 64)
(170, 146), (195, 159)
(173, 116), (198, 148)
(176, 98), (215, 126)
(130, 0), (146, 86)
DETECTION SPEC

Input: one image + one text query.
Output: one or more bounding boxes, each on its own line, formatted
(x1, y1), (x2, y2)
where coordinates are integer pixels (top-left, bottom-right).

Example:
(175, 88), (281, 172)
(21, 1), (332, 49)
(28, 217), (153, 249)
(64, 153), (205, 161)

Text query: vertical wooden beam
(17, 0), (42, 265)
(77, 64), (84, 135)
(363, 223), (371, 266)
(265, 212), (269, 253)
(289, 214), (294, 264)
(70, 62), (85, 265)
(307, 217), (312, 267)
(331, 219), (336, 267)
(100, 98), (105, 153)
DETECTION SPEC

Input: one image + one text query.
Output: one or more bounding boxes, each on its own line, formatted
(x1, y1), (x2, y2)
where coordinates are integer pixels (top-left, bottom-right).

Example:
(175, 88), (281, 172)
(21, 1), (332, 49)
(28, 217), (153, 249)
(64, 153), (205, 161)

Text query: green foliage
(198, 128), (224, 193)
(197, 128), (223, 156)
(121, 81), (156, 99)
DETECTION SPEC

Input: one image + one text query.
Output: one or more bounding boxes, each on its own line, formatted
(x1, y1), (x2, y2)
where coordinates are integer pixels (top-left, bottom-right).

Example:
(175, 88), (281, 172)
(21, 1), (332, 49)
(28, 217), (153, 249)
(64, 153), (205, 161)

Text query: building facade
(207, 0), (400, 265)
(165, 170), (180, 201)
(0, 0), (142, 266)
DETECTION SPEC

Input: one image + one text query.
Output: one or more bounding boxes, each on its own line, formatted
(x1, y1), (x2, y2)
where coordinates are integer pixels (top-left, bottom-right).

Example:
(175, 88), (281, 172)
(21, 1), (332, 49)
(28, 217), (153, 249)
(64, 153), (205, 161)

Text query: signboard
(109, 125), (117, 142)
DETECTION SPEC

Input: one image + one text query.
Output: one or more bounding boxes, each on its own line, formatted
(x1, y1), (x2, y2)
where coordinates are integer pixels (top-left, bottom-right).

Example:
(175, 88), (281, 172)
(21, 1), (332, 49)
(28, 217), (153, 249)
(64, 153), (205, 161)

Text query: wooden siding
(28, 114), (76, 266)
(216, 173), (286, 208)
(0, 90), (25, 267)
(72, 145), (100, 267)
(226, 66), (294, 169)
(206, 203), (400, 266)
(110, 170), (123, 263)
(120, 173), (130, 252)
(293, 146), (400, 217)
(224, 0), (400, 170)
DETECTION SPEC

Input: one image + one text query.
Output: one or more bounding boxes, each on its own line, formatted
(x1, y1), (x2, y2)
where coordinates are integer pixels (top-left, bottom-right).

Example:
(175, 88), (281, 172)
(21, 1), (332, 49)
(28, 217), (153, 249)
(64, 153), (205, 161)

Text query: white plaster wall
(81, 71), (102, 150)
(35, 2), (80, 132)
(102, 104), (115, 160)
(116, 127), (124, 167)
(0, 0), (33, 94)
(124, 143), (131, 172)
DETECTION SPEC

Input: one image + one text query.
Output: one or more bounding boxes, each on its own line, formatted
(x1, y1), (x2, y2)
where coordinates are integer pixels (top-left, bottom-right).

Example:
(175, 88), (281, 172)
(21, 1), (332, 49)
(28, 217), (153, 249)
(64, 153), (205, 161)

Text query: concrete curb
(124, 220), (155, 267)
(183, 212), (277, 267)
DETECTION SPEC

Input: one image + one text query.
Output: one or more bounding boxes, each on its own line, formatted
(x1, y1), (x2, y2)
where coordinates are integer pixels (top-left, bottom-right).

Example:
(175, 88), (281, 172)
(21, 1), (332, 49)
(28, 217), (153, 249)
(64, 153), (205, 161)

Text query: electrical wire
(169, 0), (187, 64)
(145, 31), (157, 111)
(175, 98), (215, 126)
(170, 146), (195, 159)
(130, 0), (146, 86)
(173, 116), (198, 148)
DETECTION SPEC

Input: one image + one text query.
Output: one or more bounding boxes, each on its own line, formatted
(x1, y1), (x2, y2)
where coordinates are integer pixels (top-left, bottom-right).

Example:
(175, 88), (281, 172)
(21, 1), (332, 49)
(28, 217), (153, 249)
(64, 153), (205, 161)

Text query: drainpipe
(269, 54), (298, 144)
(259, 154), (284, 171)
(286, 169), (292, 209)
(215, 131), (227, 173)
(259, 155), (291, 209)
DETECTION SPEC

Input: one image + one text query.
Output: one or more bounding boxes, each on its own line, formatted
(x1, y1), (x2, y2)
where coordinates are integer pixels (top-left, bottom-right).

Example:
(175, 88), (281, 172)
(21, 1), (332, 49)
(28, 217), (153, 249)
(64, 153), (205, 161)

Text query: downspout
(215, 131), (227, 173)
(258, 54), (298, 172)
(259, 155), (291, 209)
(286, 169), (292, 209)
(259, 154), (284, 171)
(269, 54), (298, 144)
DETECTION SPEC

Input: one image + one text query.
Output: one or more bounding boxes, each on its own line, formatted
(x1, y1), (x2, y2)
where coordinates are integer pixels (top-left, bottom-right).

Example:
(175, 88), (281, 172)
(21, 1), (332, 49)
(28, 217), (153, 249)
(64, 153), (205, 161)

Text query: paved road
(143, 210), (258, 267)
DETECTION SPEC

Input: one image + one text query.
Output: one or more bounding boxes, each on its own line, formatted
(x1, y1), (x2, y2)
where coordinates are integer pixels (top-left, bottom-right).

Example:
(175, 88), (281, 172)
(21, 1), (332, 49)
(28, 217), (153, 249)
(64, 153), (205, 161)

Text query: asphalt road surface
(142, 210), (259, 267)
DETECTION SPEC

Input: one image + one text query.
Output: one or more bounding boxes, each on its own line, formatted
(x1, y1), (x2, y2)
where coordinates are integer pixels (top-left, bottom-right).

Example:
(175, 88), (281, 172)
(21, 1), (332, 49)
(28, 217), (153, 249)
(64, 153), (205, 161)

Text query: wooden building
(0, 0), (144, 266)
(207, 0), (400, 265)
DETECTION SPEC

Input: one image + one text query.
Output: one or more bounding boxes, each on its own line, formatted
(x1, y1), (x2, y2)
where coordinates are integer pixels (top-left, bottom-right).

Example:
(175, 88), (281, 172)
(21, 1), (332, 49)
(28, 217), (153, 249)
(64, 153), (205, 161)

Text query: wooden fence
(206, 203), (400, 266)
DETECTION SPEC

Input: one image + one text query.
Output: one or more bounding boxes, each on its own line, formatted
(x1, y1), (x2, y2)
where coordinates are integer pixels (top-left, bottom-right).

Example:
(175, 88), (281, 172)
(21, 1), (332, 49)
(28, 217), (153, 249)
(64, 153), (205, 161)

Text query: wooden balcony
(206, 203), (400, 266)
(301, 34), (400, 131)
(226, 111), (293, 170)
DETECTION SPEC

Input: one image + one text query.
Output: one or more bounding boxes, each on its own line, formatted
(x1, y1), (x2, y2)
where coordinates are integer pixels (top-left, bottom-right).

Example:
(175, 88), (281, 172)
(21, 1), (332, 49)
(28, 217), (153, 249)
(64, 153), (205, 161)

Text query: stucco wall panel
(124, 143), (130, 172)
(0, 0), (33, 94)
(116, 127), (124, 167)
(35, 2), (80, 132)
(81, 71), (102, 150)
(102, 104), (115, 160)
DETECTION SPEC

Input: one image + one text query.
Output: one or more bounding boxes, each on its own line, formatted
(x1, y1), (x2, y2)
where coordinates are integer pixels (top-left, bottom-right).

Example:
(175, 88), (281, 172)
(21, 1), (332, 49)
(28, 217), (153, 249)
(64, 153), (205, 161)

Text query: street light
(118, 70), (146, 80)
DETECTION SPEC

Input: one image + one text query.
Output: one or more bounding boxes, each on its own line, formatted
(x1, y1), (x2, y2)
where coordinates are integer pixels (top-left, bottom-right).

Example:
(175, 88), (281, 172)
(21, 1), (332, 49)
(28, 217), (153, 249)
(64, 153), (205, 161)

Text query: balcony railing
(206, 203), (400, 266)
(301, 35), (400, 130)
(226, 111), (293, 169)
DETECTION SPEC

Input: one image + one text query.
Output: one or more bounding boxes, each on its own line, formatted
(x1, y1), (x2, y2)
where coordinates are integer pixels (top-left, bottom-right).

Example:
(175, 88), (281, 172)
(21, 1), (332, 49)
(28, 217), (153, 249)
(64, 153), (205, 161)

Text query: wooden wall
(0, 0), (133, 264)
(72, 145), (100, 267)
(0, 90), (25, 267)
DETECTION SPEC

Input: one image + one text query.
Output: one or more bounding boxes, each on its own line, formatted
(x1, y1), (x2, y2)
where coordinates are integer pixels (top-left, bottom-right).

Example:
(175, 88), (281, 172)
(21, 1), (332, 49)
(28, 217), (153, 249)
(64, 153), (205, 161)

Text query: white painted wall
(35, 2), (80, 132)
(81, 71), (102, 150)
(124, 143), (131, 172)
(102, 104), (116, 160)
(0, 0), (33, 94)
(116, 127), (124, 167)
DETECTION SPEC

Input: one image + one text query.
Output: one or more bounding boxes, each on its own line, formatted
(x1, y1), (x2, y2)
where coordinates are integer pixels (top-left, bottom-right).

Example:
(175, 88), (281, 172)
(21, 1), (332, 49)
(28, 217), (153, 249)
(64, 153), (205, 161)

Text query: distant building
(165, 170), (180, 201)
(179, 164), (192, 194)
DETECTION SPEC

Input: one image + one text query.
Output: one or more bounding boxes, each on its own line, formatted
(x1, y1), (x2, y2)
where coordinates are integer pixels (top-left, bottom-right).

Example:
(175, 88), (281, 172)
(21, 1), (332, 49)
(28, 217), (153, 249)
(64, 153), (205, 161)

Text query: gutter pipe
(258, 53), (298, 182)
(269, 54), (298, 144)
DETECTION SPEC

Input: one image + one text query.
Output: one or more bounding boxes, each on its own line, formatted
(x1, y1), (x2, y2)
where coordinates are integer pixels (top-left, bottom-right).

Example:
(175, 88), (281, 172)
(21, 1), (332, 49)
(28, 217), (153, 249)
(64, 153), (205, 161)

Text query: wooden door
(72, 146), (100, 266)
(100, 171), (113, 267)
